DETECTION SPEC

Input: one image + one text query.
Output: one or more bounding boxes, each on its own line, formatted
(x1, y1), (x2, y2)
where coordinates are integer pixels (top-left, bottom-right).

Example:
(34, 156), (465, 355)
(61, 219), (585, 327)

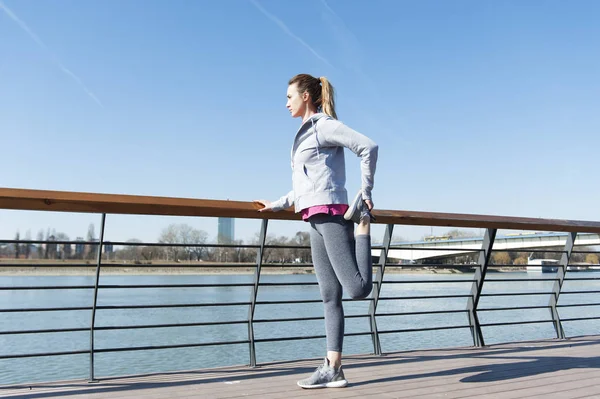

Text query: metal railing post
(368, 224), (394, 356)
(89, 213), (106, 383)
(467, 228), (496, 347)
(248, 219), (268, 368)
(549, 231), (577, 339)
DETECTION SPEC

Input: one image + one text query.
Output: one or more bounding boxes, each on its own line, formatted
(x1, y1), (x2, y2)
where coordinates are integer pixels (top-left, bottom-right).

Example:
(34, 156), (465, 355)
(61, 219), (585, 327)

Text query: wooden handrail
(1, 187), (600, 233)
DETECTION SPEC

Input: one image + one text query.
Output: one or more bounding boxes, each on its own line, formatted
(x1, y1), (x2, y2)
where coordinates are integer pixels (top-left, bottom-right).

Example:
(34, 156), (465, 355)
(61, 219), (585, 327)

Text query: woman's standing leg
(297, 215), (348, 388)
(297, 214), (373, 388)
(310, 216), (345, 358)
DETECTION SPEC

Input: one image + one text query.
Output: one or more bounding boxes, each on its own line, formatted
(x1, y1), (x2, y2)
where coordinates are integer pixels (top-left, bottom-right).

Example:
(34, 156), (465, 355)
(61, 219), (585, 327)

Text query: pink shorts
(301, 204), (349, 221)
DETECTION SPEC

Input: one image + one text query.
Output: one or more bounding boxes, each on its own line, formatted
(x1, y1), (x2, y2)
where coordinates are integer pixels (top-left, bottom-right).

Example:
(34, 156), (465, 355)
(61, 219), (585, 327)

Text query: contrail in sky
(0, 0), (103, 107)
(250, 0), (334, 68)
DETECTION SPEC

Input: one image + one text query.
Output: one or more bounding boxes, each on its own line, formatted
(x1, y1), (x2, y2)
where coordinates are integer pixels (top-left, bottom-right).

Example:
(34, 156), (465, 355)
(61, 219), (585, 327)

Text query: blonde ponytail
(288, 73), (338, 119)
(319, 76), (337, 119)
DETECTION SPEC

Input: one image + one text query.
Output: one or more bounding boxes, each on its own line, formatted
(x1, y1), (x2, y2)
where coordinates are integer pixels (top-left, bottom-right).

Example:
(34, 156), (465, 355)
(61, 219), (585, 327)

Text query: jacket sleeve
(318, 120), (379, 201)
(270, 190), (294, 211)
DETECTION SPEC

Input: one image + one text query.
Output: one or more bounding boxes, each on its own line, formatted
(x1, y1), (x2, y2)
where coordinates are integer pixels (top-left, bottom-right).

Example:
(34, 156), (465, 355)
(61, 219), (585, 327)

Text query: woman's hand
(253, 199), (274, 212)
(365, 199), (374, 211)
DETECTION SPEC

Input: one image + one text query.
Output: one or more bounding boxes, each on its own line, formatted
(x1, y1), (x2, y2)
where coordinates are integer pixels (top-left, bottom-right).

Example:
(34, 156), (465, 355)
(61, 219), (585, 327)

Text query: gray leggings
(308, 214), (373, 352)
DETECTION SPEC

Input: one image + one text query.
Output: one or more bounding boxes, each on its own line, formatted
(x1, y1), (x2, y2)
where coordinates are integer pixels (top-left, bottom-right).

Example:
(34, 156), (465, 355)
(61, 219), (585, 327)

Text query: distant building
(104, 242), (114, 254)
(218, 218), (235, 243)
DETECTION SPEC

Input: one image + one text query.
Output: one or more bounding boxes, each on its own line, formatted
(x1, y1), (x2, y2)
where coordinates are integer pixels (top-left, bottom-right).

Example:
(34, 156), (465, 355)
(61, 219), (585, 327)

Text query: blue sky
(1, 0), (599, 244)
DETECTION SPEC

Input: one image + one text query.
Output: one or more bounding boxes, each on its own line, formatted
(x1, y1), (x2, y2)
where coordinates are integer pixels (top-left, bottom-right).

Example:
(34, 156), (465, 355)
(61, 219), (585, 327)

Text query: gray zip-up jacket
(271, 113), (378, 212)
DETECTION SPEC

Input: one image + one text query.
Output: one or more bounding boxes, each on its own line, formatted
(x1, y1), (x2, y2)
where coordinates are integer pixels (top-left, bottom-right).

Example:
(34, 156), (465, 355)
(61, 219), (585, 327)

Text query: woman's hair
(288, 73), (337, 119)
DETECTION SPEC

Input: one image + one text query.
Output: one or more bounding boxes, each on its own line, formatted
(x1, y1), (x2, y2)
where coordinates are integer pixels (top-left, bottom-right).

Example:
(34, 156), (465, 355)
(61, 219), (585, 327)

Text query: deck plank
(2, 336), (600, 399)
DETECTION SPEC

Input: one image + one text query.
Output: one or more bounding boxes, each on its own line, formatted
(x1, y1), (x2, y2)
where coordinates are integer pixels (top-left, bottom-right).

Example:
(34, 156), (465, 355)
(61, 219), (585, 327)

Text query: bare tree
(570, 246), (597, 263)
(492, 252), (512, 265)
(24, 230), (32, 259)
(586, 254), (599, 264)
(55, 232), (71, 259)
(445, 229), (481, 239)
(36, 230), (44, 259)
(179, 224), (195, 261)
(267, 235), (292, 264)
(44, 228), (51, 259)
(158, 224), (209, 262)
(141, 245), (161, 262)
(14, 231), (20, 259)
(117, 239), (143, 262)
(229, 239), (254, 263)
(290, 231), (311, 263)
(189, 229), (209, 261)
(159, 224), (180, 261)
(514, 256), (528, 265)
(46, 235), (58, 259)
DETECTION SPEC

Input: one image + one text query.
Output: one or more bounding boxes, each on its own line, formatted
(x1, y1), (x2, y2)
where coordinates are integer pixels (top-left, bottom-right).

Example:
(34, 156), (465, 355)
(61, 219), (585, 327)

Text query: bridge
(381, 232), (600, 261)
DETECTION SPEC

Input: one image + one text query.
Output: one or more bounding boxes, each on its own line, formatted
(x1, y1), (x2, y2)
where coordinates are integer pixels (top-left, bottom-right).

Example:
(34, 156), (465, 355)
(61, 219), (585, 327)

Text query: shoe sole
(297, 379), (348, 389)
(343, 192), (363, 222)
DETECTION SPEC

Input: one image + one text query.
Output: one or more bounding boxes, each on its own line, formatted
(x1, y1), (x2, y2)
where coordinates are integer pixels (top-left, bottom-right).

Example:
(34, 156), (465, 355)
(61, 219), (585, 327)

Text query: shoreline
(0, 265), (520, 276)
(0, 260), (524, 276)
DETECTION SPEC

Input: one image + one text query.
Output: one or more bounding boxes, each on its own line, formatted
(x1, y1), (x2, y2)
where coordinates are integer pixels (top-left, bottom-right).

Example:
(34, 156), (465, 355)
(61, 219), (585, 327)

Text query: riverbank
(0, 260), (522, 275)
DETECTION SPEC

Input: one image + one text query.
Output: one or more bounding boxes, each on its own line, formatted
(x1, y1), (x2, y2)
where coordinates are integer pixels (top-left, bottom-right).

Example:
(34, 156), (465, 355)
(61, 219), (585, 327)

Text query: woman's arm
(319, 120), (379, 201)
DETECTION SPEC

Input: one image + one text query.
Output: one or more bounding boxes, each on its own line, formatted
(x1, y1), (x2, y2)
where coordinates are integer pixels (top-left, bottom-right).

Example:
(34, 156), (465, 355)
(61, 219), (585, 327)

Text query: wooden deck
(3, 336), (600, 399)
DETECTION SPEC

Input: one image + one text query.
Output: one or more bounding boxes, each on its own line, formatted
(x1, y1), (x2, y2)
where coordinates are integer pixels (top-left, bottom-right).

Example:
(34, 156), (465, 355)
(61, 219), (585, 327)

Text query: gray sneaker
(297, 358), (348, 389)
(344, 191), (375, 224)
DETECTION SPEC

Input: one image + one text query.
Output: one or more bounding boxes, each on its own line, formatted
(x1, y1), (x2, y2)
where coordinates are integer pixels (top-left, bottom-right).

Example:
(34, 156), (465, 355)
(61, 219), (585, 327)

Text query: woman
(254, 73), (378, 389)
